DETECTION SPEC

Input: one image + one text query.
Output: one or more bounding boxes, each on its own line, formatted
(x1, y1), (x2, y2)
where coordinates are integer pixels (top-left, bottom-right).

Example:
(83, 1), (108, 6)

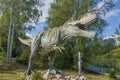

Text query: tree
(47, 0), (93, 28)
(0, 0), (43, 63)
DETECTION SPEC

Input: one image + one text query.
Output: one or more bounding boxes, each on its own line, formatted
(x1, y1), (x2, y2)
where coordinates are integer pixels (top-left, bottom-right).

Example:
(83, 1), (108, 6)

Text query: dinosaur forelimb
(53, 46), (65, 53)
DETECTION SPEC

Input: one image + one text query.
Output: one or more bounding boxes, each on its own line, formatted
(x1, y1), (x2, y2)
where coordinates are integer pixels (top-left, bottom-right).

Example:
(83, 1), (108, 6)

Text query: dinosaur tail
(18, 37), (31, 46)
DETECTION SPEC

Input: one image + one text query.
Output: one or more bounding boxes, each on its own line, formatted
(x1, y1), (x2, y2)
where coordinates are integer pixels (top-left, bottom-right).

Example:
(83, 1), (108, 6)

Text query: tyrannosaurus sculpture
(19, 12), (97, 75)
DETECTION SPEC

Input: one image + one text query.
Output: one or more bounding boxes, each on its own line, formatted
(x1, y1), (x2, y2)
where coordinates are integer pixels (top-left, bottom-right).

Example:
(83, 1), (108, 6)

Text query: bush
(17, 77), (26, 80)
(16, 47), (48, 69)
(16, 47), (30, 65)
(0, 50), (6, 63)
(109, 68), (117, 80)
(32, 71), (44, 80)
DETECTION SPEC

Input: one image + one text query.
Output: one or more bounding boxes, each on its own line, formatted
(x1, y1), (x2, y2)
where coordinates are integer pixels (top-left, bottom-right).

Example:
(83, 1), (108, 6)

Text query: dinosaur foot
(41, 69), (65, 79)
(49, 68), (64, 76)
(25, 68), (35, 76)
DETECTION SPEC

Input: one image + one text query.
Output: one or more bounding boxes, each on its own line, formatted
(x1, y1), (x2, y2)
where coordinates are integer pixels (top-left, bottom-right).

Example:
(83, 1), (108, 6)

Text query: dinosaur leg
(27, 45), (37, 75)
(48, 51), (64, 75)
(26, 40), (38, 75)
(26, 50), (35, 75)
(48, 51), (56, 70)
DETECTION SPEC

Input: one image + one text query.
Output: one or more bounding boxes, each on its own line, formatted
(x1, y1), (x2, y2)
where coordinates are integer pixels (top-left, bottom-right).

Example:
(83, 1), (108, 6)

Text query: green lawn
(0, 60), (26, 80)
(0, 60), (110, 80)
(63, 69), (109, 80)
(0, 68), (26, 80)
(0, 72), (22, 80)
(0, 69), (109, 80)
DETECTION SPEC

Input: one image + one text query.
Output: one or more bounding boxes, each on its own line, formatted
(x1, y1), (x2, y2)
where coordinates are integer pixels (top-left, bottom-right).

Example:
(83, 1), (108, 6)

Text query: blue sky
(102, 0), (120, 38)
(26, 0), (120, 38)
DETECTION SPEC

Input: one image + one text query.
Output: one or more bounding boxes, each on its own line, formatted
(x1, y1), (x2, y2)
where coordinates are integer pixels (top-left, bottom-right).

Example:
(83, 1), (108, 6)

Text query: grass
(86, 74), (109, 80)
(0, 73), (22, 80)
(63, 69), (109, 80)
(0, 60), (110, 80)
(0, 68), (110, 80)
(0, 59), (26, 80)
(0, 68), (26, 80)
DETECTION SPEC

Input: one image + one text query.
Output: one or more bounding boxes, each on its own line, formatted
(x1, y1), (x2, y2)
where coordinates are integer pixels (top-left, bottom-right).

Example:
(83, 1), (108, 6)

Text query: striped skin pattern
(19, 12), (97, 75)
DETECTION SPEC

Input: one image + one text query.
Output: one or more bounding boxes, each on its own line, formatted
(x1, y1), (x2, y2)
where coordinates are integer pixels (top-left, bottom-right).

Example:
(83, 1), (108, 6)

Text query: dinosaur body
(19, 12), (97, 75)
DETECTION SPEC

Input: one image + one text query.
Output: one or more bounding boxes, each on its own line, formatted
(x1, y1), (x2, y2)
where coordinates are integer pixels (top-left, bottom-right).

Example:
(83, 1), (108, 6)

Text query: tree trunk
(7, 0), (14, 63)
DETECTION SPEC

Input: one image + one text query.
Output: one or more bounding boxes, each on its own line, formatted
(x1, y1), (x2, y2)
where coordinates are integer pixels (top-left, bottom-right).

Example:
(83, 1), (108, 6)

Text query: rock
(70, 78), (75, 80)
(43, 70), (50, 79)
(17, 72), (25, 77)
(55, 74), (62, 79)
(26, 75), (33, 80)
(64, 75), (71, 79)
(52, 78), (58, 80)
(59, 79), (64, 80)
(50, 69), (57, 74)
(40, 69), (88, 80)
(79, 76), (87, 80)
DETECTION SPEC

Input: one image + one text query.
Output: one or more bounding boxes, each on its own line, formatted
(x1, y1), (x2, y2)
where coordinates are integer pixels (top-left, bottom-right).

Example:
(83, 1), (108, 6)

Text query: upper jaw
(67, 12), (97, 30)
(75, 18), (97, 30)
(84, 19), (97, 26)
(76, 12), (97, 29)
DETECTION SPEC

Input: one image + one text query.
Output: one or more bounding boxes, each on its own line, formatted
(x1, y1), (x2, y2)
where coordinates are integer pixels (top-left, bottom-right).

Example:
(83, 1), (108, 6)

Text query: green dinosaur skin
(19, 12), (97, 75)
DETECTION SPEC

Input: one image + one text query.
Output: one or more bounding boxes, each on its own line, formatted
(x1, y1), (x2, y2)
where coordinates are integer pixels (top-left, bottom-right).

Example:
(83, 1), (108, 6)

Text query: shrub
(109, 68), (117, 80)
(16, 47), (30, 65)
(17, 77), (26, 80)
(16, 47), (48, 69)
(32, 71), (44, 80)
(0, 50), (6, 63)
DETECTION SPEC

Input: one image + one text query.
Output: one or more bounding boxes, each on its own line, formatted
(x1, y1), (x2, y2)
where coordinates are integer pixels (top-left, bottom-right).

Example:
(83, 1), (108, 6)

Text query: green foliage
(109, 68), (117, 80)
(16, 47), (30, 65)
(47, 0), (115, 69)
(47, 0), (95, 68)
(32, 53), (48, 69)
(0, 49), (6, 63)
(32, 71), (44, 80)
(0, 0), (43, 58)
(47, 0), (92, 28)
(109, 47), (120, 70)
(16, 47), (48, 69)
(111, 47), (120, 58)
(17, 77), (26, 80)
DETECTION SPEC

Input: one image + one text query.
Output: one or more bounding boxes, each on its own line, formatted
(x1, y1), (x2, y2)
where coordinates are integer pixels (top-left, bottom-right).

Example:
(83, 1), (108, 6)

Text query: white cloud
(95, 0), (118, 10)
(103, 36), (114, 40)
(38, 0), (54, 22)
(26, 33), (33, 38)
(96, 1), (105, 9)
(114, 0), (118, 3)
(24, 0), (54, 38)
(101, 9), (120, 19)
(103, 35), (120, 40)
(94, 0), (120, 19)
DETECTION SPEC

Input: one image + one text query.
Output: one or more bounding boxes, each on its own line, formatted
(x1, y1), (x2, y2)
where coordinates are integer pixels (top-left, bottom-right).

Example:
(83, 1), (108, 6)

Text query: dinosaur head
(65, 12), (97, 39)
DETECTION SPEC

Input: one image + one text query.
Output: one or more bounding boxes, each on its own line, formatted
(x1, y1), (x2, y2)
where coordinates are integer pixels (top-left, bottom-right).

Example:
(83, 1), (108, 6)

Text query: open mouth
(75, 19), (97, 30)
(75, 24), (85, 30)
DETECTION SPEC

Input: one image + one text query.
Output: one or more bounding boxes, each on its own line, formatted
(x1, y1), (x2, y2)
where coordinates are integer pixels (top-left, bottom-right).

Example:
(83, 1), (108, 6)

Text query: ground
(64, 69), (109, 80)
(0, 60), (109, 80)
